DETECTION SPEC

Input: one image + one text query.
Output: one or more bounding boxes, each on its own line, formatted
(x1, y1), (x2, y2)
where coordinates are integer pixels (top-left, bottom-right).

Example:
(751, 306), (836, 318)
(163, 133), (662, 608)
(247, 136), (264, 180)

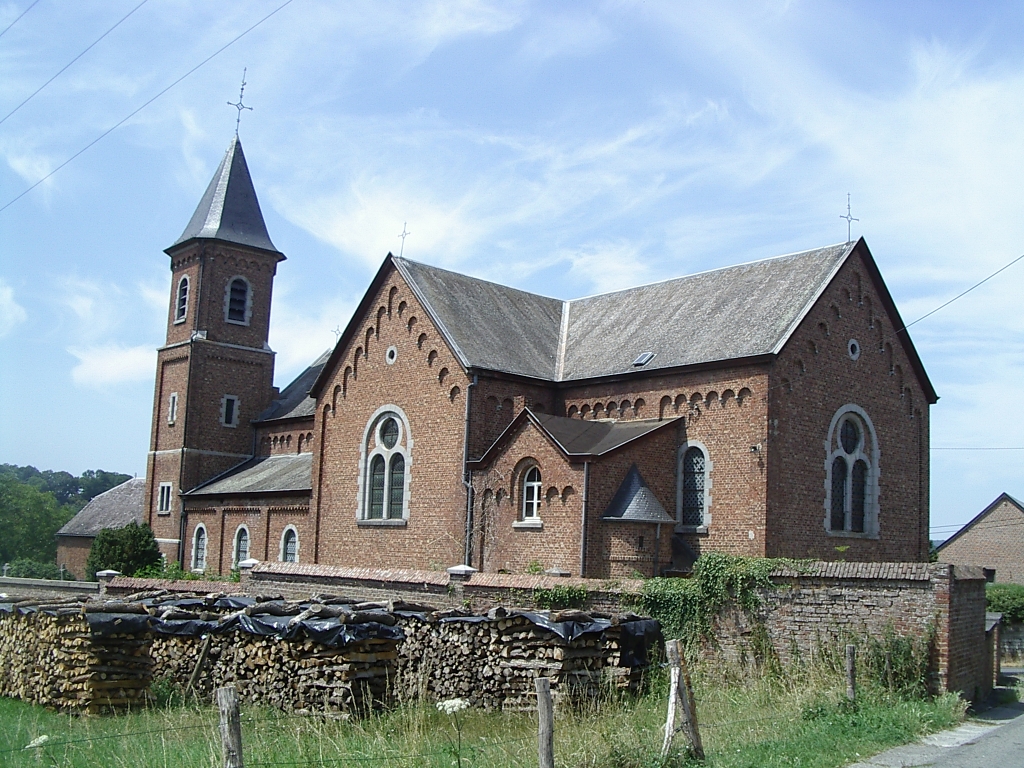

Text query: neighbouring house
(144, 135), (937, 578)
(937, 493), (1024, 584)
(55, 477), (145, 579)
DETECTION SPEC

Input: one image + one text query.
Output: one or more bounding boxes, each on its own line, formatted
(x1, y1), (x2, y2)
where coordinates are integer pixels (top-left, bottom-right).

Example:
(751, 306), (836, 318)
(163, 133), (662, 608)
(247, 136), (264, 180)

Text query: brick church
(144, 136), (936, 578)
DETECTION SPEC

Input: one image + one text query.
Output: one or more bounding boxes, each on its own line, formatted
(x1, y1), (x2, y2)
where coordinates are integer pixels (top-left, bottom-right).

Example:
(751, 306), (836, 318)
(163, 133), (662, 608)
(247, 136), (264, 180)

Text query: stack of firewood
(393, 608), (656, 710)
(0, 599), (154, 713)
(146, 596), (404, 714)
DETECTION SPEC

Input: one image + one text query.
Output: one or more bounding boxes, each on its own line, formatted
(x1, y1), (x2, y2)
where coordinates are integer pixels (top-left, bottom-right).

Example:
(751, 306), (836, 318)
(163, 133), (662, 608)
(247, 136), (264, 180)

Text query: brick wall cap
(106, 576), (244, 594)
(252, 561), (450, 586)
(768, 561), (935, 581)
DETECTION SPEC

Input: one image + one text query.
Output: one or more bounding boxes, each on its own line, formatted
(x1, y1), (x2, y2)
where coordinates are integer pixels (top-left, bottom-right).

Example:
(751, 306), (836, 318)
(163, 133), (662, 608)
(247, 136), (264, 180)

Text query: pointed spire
(601, 465), (675, 524)
(170, 136), (279, 253)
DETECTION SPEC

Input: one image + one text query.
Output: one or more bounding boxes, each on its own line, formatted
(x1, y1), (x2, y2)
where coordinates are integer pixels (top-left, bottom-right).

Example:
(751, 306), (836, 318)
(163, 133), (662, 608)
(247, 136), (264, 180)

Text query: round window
(848, 339), (861, 361)
(380, 417), (399, 449)
(840, 419), (860, 454)
(385, 346), (398, 365)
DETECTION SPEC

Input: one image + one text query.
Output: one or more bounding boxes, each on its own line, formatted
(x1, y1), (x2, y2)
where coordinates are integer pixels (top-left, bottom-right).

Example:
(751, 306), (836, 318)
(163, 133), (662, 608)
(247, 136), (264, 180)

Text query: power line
(0, 0), (298, 215)
(0, 0), (150, 127)
(0, 0), (40, 39)
(897, 251), (1024, 333)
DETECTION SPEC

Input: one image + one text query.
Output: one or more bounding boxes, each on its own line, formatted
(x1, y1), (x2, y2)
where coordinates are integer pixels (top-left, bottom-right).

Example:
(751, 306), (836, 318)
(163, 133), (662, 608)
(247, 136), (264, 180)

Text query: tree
(85, 522), (162, 580)
(0, 475), (73, 564)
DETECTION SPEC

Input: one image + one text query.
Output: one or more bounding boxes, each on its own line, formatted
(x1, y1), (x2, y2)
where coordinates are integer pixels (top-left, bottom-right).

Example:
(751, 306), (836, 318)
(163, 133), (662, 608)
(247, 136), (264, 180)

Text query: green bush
(85, 522), (162, 580)
(987, 583), (1024, 623)
(6, 558), (75, 580)
(533, 584), (588, 609)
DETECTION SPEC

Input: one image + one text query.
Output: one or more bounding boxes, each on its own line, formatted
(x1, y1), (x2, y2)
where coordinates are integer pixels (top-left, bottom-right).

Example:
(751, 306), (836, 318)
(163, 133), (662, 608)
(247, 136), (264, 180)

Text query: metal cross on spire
(840, 193), (859, 243)
(398, 222), (411, 257)
(227, 68), (253, 136)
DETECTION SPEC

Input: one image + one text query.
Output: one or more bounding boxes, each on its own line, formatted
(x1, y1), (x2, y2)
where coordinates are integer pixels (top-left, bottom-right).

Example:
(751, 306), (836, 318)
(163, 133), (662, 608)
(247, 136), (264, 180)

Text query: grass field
(0, 665), (966, 768)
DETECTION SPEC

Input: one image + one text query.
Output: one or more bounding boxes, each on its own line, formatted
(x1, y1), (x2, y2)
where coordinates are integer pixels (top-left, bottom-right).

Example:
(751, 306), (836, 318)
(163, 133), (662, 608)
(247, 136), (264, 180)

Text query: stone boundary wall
(1003, 622), (1024, 659)
(0, 576), (99, 601)
(207, 560), (993, 702)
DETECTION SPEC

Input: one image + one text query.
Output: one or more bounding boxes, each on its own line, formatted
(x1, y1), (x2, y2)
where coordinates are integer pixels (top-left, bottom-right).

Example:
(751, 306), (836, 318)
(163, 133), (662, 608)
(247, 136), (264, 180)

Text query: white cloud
(0, 279), (27, 337)
(561, 240), (652, 295)
(69, 344), (155, 387)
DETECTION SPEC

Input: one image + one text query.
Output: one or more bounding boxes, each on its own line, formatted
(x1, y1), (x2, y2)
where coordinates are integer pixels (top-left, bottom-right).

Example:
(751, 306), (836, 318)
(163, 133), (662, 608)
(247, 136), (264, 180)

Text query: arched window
(174, 276), (189, 323)
(280, 527), (298, 563)
(522, 467), (542, 519)
(192, 525), (207, 571)
(359, 408), (412, 521)
(680, 447), (706, 526)
(233, 526), (250, 567)
(225, 276), (251, 324)
(825, 405), (879, 536)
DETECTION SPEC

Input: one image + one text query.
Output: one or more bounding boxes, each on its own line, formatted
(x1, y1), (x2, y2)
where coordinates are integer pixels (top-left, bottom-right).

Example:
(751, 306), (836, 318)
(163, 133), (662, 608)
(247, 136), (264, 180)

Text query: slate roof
(169, 136), (280, 254)
(601, 465), (675, 524)
(472, 409), (676, 466)
(56, 478), (145, 538)
(257, 349), (332, 422)
(312, 237), (936, 403)
(531, 412), (675, 457)
(391, 243), (851, 382)
(185, 454), (313, 497)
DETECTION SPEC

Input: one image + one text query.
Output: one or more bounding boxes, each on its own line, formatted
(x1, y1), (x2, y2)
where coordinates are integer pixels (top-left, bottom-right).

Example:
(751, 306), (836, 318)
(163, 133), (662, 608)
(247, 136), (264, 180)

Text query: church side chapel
(144, 137), (936, 578)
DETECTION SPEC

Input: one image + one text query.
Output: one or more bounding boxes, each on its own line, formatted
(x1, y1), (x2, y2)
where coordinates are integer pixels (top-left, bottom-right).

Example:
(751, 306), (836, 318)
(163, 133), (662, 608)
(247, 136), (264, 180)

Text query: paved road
(849, 702), (1024, 768)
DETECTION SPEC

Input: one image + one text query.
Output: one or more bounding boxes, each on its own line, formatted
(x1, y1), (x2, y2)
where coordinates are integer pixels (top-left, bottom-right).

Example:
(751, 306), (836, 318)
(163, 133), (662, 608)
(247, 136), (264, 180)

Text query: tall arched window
(825, 405), (879, 536)
(359, 408), (412, 522)
(680, 447), (706, 526)
(174, 276), (189, 323)
(224, 276), (251, 324)
(280, 527), (298, 562)
(522, 467), (542, 519)
(192, 525), (207, 571)
(233, 526), (250, 567)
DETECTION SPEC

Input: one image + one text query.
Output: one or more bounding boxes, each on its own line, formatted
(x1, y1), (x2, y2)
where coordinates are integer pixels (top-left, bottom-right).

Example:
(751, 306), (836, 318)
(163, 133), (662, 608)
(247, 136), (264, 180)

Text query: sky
(0, 0), (1021, 540)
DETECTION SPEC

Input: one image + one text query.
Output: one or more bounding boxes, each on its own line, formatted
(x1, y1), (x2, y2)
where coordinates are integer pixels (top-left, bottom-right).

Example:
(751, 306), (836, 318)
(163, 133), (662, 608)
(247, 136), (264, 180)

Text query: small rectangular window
(221, 395), (239, 427)
(168, 393), (178, 425)
(157, 483), (172, 513)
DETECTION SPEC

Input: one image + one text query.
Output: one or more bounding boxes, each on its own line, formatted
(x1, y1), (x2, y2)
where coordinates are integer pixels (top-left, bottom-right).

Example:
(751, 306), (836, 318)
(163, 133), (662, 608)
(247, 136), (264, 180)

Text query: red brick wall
(470, 419), (585, 575)
(182, 498), (312, 575)
(767, 252), (930, 561)
(257, 420), (316, 456)
(937, 498), (1024, 584)
(55, 537), (92, 580)
(311, 267), (469, 571)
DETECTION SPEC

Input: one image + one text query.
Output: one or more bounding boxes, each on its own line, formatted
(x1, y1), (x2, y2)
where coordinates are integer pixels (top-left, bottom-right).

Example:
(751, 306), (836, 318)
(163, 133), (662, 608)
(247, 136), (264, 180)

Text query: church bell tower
(144, 136), (285, 565)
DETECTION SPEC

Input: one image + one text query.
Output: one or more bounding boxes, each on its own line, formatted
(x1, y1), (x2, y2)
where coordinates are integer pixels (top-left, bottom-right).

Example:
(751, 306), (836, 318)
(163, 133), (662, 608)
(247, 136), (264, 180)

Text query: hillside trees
(0, 475), (73, 564)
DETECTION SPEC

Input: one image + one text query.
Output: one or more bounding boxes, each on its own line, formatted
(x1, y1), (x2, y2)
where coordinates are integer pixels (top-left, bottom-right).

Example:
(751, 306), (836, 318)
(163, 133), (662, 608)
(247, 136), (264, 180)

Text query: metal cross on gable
(840, 193), (859, 243)
(398, 222), (411, 257)
(227, 68), (253, 136)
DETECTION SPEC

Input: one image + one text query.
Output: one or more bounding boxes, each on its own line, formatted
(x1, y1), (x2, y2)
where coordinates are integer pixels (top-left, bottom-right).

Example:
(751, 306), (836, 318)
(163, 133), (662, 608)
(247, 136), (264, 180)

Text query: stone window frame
(675, 440), (711, 534)
(823, 404), (880, 539)
(174, 276), (189, 324)
(221, 394), (240, 427)
(157, 482), (173, 515)
(232, 524), (250, 567)
(279, 525), (299, 563)
(512, 459), (544, 530)
(192, 523), (208, 571)
(224, 275), (253, 326)
(356, 405), (413, 527)
(168, 392), (178, 425)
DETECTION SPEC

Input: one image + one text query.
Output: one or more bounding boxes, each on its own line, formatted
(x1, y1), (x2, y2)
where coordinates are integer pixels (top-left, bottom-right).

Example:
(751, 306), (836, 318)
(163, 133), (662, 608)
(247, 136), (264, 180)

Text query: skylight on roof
(633, 352), (656, 367)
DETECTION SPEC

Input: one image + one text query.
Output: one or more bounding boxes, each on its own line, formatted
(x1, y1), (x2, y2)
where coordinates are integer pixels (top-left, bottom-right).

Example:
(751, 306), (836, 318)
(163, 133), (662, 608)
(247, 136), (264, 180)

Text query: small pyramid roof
(169, 136), (279, 254)
(601, 465), (675, 524)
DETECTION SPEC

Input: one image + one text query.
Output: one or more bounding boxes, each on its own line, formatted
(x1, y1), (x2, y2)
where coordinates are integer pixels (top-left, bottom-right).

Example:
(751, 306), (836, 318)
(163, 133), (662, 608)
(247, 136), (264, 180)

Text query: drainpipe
(579, 461), (590, 577)
(462, 374), (478, 566)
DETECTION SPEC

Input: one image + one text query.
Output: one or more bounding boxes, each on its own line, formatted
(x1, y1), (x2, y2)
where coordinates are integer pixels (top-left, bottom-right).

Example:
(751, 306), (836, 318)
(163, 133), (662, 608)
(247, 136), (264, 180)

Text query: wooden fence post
(535, 676), (555, 768)
(661, 639), (705, 761)
(217, 685), (244, 768)
(846, 644), (856, 703)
